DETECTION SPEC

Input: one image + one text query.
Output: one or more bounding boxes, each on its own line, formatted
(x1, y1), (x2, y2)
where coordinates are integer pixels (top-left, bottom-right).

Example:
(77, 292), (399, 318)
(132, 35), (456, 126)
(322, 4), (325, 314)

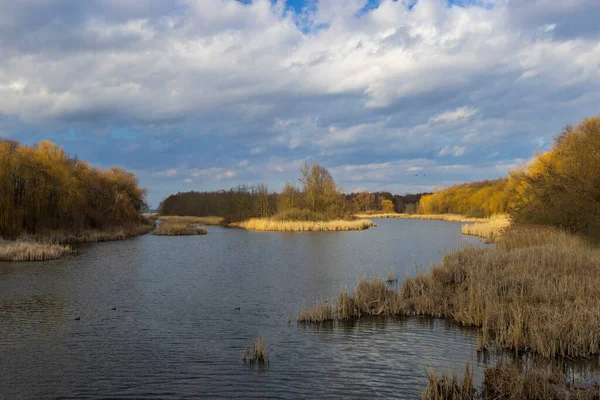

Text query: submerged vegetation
(153, 222), (207, 236)
(242, 337), (268, 365)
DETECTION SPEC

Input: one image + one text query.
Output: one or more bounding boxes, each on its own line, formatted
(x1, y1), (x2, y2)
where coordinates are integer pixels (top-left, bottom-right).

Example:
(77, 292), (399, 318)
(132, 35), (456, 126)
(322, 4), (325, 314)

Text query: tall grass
(242, 336), (268, 364)
(424, 362), (599, 399)
(153, 222), (207, 236)
(232, 218), (374, 232)
(354, 213), (487, 223)
(298, 226), (600, 359)
(26, 222), (156, 244)
(158, 215), (223, 225)
(0, 240), (73, 261)
(461, 214), (511, 242)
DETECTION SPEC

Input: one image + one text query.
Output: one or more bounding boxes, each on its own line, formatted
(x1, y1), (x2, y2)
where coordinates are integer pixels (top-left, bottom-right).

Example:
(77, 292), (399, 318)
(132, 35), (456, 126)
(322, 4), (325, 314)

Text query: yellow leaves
(381, 199), (395, 213)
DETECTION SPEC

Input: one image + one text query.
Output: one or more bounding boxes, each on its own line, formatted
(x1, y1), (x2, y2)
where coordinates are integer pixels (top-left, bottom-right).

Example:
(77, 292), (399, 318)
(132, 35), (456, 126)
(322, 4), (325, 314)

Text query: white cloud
(156, 168), (178, 177)
(430, 107), (479, 124)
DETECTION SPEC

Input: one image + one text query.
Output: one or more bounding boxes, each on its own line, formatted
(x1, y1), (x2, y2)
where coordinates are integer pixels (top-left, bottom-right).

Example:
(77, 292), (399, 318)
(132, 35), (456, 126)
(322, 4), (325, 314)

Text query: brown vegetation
(0, 240), (73, 262)
(424, 362), (599, 400)
(153, 222), (207, 236)
(232, 218), (374, 232)
(461, 214), (511, 242)
(242, 336), (268, 364)
(354, 213), (486, 223)
(158, 215), (223, 225)
(298, 226), (600, 359)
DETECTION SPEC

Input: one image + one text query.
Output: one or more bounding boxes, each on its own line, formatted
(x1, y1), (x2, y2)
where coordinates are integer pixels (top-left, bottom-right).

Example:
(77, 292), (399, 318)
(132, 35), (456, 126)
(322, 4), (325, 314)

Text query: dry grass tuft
(422, 363), (475, 400)
(153, 222), (207, 236)
(298, 226), (600, 359)
(355, 213), (487, 223)
(158, 215), (223, 225)
(0, 240), (73, 261)
(425, 362), (599, 400)
(461, 214), (511, 242)
(387, 269), (397, 284)
(242, 336), (268, 364)
(232, 218), (374, 232)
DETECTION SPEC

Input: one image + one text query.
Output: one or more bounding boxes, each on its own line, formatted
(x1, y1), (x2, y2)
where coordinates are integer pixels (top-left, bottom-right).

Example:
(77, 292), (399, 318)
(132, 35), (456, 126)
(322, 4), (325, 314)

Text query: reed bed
(354, 213), (487, 223)
(461, 214), (511, 242)
(153, 222), (207, 236)
(424, 362), (599, 399)
(158, 215), (223, 226)
(422, 363), (475, 400)
(231, 218), (374, 232)
(298, 226), (600, 359)
(0, 240), (73, 262)
(242, 336), (268, 364)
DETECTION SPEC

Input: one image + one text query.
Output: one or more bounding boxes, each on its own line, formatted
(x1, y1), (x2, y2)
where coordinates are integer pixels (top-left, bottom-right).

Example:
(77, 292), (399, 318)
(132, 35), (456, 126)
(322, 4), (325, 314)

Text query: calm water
(0, 220), (531, 398)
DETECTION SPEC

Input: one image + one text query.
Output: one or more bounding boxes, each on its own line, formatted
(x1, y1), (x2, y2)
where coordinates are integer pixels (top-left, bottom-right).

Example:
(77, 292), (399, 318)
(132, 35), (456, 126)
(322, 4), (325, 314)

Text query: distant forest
(158, 163), (430, 223)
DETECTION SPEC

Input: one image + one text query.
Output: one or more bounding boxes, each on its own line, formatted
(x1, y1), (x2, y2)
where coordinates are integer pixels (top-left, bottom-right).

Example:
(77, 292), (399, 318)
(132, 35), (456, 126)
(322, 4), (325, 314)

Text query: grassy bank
(25, 222), (156, 245)
(461, 214), (511, 242)
(153, 222), (207, 236)
(298, 226), (600, 359)
(354, 213), (487, 223)
(231, 218), (374, 232)
(158, 215), (223, 226)
(0, 240), (73, 262)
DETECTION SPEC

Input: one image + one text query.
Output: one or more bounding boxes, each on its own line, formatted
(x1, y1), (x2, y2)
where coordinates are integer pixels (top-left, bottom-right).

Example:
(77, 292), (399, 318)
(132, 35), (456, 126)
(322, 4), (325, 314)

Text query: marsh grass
(158, 215), (223, 225)
(242, 336), (268, 365)
(153, 222), (207, 236)
(424, 362), (600, 400)
(0, 240), (73, 261)
(422, 363), (475, 400)
(231, 218), (374, 232)
(387, 269), (397, 284)
(27, 222), (156, 244)
(298, 226), (600, 360)
(354, 213), (487, 223)
(461, 214), (511, 242)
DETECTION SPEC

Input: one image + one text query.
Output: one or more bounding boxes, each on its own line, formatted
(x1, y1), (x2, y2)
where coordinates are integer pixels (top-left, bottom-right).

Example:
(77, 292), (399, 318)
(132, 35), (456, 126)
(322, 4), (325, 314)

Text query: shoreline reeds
(153, 222), (207, 236)
(461, 214), (511, 243)
(0, 240), (73, 262)
(354, 213), (487, 223)
(158, 215), (223, 226)
(242, 336), (268, 364)
(231, 218), (374, 232)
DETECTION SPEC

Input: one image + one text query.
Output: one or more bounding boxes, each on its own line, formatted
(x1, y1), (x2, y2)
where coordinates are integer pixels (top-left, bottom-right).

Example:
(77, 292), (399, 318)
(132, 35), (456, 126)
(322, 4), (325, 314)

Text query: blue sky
(1, 0), (599, 207)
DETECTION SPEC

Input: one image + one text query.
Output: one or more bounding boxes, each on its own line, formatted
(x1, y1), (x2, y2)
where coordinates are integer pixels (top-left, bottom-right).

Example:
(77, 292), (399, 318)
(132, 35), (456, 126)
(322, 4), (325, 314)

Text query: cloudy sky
(1, 0), (599, 207)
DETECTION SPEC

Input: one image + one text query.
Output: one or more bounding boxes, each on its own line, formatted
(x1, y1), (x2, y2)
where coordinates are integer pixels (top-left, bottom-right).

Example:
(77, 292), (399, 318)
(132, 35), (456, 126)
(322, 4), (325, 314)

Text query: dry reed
(461, 214), (511, 242)
(24, 222), (156, 244)
(231, 218), (374, 232)
(242, 336), (268, 364)
(298, 226), (600, 359)
(0, 240), (73, 262)
(158, 215), (223, 225)
(153, 222), (207, 236)
(422, 363), (475, 400)
(354, 213), (487, 223)
(424, 362), (599, 399)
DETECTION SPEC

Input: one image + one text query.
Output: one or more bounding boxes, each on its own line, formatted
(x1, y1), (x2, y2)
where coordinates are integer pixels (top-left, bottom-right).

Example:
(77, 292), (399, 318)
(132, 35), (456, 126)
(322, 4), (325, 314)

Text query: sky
(1, 0), (599, 208)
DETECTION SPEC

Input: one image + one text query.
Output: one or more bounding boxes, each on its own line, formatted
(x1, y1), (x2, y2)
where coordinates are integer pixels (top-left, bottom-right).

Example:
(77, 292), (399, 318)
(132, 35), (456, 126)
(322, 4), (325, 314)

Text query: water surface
(0, 219), (519, 398)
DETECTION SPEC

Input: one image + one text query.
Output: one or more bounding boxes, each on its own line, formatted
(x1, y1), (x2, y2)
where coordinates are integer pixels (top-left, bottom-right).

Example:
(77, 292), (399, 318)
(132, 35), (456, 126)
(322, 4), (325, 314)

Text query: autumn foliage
(0, 139), (148, 238)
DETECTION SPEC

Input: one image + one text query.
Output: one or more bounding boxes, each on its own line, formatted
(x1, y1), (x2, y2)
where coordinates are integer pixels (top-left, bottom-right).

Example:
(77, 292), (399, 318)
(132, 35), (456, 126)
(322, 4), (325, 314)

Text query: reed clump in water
(0, 240), (73, 262)
(422, 363), (475, 400)
(424, 362), (599, 400)
(231, 218), (374, 232)
(153, 222), (207, 236)
(158, 215), (223, 226)
(461, 214), (511, 242)
(387, 269), (397, 284)
(354, 213), (487, 223)
(298, 226), (600, 359)
(242, 336), (268, 365)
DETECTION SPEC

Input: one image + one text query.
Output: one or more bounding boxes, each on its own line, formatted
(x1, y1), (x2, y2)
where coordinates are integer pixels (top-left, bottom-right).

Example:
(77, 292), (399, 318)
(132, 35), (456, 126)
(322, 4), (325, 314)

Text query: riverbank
(298, 225), (600, 358)
(158, 215), (223, 226)
(461, 214), (511, 242)
(354, 213), (487, 223)
(231, 218), (374, 232)
(0, 221), (155, 262)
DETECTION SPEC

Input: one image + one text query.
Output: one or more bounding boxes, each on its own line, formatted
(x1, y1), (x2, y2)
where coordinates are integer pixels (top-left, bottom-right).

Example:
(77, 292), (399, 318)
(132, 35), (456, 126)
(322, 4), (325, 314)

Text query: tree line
(0, 139), (148, 238)
(418, 117), (600, 239)
(159, 163), (428, 222)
